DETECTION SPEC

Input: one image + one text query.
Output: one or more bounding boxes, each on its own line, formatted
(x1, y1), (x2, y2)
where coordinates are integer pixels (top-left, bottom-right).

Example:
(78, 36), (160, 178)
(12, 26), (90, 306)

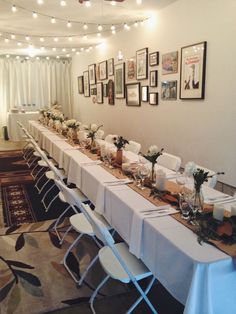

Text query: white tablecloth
(29, 121), (236, 314)
(7, 112), (39, 141)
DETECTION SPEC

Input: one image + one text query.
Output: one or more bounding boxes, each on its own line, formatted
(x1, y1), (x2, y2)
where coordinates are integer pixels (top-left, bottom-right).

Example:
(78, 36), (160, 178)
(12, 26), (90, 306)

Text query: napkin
(129, 205), (174, 258)
(95, 179), (132, 215)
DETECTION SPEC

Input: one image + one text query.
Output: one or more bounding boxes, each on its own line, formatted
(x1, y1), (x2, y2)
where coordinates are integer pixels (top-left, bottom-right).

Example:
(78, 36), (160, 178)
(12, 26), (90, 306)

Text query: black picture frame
(114, 63), (125, 99)
(107, 79), (114, 105)
(103, 83), (108, 97)
(180, 41), (207, 99)
(149, 51), (159, 66)
(150, 70), (158, 87)
(88, 63), (96, 85)
(97, 82), (103, 104)
(141, 86), (149, 102)
(136, 47), (148, 80)
(78, 76), (84, 94)
(83, 71), (90, 97)
(149, 92), (158, 105)
(108, 58), (114, 76)
(126, 82), (141, 107)
(99, 60), (107, 80)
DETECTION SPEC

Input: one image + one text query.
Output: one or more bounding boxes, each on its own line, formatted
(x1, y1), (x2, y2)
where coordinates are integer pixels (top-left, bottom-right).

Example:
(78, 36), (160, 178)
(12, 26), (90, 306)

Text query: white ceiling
(0, 0), (177, 57)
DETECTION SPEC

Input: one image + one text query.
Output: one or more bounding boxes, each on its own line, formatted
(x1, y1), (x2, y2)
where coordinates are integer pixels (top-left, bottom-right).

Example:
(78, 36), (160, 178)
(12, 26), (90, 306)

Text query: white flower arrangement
(65, 119), (77, 128)
(146, 145), (159, 156)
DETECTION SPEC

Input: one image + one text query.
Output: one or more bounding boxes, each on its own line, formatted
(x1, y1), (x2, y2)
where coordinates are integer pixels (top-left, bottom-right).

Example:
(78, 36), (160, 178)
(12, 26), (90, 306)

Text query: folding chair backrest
(54, 178), (82, 208)
(124, 140), (141, 154)
(157, 152), (181, 171)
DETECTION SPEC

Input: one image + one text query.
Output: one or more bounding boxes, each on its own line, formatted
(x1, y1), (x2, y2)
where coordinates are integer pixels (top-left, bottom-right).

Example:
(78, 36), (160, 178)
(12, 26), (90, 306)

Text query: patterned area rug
(0, 220), (130, 314)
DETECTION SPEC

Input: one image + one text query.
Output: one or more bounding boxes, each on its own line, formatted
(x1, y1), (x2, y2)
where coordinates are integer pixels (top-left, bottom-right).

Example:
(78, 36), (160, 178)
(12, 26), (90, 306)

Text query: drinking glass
(176, 171), (187, 192)
(179, 191), (192, 220)
(138, 164), (150, 190)
(130, 164), (141, 188)
(107, 151), (114, 169)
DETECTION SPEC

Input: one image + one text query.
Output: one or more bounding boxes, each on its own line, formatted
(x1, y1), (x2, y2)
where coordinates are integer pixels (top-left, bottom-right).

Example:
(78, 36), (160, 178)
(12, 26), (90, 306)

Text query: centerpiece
(65, 119), (80, 141)
(86, 124), (103, 153)
(113, 136), (129, 166)
(143, 146), (164, 182)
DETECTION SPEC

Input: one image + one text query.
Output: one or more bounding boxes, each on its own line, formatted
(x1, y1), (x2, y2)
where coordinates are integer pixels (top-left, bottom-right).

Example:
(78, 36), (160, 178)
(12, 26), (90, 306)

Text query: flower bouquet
(86, 124), (103, 152)
(113, 136), (129, 166)
(143, 146), (164, 182)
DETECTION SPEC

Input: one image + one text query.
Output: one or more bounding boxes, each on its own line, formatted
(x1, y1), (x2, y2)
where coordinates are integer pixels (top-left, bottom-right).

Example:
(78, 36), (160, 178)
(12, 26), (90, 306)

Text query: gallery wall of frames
(77, 41), (207, 107)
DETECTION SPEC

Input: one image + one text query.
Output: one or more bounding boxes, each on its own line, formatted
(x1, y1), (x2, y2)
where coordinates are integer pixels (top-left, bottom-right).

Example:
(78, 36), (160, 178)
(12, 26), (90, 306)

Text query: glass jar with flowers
(113, 136), (129, 166)
(143, 146), (164, 182)
(65, 119), (79, 142)
(86, 124), (103, 153)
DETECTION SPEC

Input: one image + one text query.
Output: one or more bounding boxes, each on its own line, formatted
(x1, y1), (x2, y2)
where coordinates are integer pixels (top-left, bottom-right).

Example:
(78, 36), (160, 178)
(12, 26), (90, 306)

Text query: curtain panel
(0, 57), (72, 129)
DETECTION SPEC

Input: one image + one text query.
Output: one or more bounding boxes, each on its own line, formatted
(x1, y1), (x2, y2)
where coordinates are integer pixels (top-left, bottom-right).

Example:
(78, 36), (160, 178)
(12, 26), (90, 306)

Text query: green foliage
(113, 136), (129, 150)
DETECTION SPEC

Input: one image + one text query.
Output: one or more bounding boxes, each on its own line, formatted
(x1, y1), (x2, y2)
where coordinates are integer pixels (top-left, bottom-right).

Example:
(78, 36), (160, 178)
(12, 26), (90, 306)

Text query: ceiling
(0, 0), (177, 57)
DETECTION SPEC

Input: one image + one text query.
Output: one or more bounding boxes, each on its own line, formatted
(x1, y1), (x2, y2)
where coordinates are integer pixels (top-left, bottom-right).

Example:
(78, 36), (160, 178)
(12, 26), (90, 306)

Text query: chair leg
(62, 233), (83, 283)
(78, 254), (99, 286)
(53, 204), (71, 241)
(127, 276), (157, 314)
(90, 275), (110, 314)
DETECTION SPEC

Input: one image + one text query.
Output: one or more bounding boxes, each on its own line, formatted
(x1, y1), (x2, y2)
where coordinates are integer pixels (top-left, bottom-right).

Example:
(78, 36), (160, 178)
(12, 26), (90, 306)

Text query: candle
(155, 169), (166, 191)
(213, 204), (225, 221)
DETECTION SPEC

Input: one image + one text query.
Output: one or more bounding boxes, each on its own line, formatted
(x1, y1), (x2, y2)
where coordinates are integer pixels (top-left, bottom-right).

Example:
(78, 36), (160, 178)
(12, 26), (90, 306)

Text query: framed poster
(97, 82), (103, 104)
(107, 79), (114, 105)
(161, 81), (177, 100)
(78, 76), (84, 94)
(108, 58), (114, 76)
(83, 71), (90, 97)
(126, 58), (136, 82)
(162, 51), (178, 75)
(149, 92), (158, 105)
(114, 63), (125, 99)
(141, 86), (149, 102)
(150, 70), (158, 87)
(88, 64), (96, 85)
(149, 51), (159, 66)
(90, 84), (97, 95)
(136, 47), (148, 80)
(99, 60), (107, 80)
(126, 83), (141, 107)
(180, 41), (207, 99)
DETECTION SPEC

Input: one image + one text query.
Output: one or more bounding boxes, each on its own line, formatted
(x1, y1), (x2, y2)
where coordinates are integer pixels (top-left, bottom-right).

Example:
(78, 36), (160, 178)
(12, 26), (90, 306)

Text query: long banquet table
(28, 120), (236, 314)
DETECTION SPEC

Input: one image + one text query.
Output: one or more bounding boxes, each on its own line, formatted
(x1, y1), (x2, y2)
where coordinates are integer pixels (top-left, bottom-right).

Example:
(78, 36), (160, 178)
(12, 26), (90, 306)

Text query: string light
(11, 5), (17, 12)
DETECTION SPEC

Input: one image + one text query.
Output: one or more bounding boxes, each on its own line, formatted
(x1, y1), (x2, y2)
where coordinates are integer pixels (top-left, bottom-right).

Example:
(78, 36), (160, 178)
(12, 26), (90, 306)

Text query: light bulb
(97, 32), (101, 37)
(25, 36), (30, 41)
(112, 29), (116, 34)
(83, 35), (87, 40)
(40, 46), (45, 50)
(62, 48), (66, 52)
(110, 1), (116, 6)
(46, 56), (50, 60)
(52, 47), (57, 51)
(111, 25), (115, 31)
(54, 37), (58, 42)
(134, 21), (138, 27)
(12, 5), (17, 12)
(76, 51), (80, 55)
(37, 0), (44, 4)
(56, 56), (60, 59)
(83, 23), (88, 30)
(40, 37), (44, 42)
(60, 0), (66, 6)
(51, 17), (56, 24)
(68, 37), (72, 41)
(85, 1), (91, 7)
(97, 24), (103, 31)
(66, 54), (70, 57)
(4, 38), (9, 43)
(136, 0), (142, 4)
(67, 21), (71, 27)
(32, 12), (38, 18)
(6, 54), (10, 58)
(11, 34), (16, 39)
(17, 42), (22, 46)
(71, 48), (76, 52)
(16, 56), (20, 60)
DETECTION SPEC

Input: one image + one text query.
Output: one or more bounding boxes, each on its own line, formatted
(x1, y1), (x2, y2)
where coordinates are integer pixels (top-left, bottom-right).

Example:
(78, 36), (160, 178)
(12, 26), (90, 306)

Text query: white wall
(71, 0), (236, 187)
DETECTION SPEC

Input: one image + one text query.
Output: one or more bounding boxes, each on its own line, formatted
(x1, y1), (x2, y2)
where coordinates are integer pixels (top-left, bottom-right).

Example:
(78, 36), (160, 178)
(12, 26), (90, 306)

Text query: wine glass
(130, 164), (141, 188)
(138, 164), (150, 190)
(179, 190), (192, 220)
(176, 171), (187, 193)
(107, 151), (114, 169)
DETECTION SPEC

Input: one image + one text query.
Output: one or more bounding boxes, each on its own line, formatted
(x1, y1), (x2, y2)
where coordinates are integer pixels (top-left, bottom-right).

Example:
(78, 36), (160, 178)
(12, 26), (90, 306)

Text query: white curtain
(0, 57), (72, 129)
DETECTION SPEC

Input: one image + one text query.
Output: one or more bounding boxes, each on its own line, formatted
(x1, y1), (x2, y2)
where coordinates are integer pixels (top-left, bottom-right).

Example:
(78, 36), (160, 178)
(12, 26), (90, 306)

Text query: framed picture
(126, 83), (141, 107)
(78, 76), (84, 94)
(162, 51), (178, 75)
(107, 79), (114, 105)
(141, 86), (149, 102)
(103, 83), (108, 97)
(97, 82), (103, 104)
(180, 41), (207, 99)
(88, 64), (96, 85)
(161, 81), (177, 100)
(149, 92), (158, 105)
(136, 47), (148, 80)
(150, 70), (158, 87)
(90, 84), (97, 96)
(126, 58), (136, 82)
(149, 51), (159, 66)
(99, 61), (107, 80)
(114, 63), (125, 98)
(83, 71), (90, 97)
(108, 58), (114, 76)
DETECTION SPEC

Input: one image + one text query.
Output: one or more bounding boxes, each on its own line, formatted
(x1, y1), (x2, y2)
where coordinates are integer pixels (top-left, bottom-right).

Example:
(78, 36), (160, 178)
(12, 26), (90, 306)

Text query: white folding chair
(81, 204), (157, 314)
(54, 179), (112, 286)
(157, 152), (181, 172)
(124, 140), (141, 154)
